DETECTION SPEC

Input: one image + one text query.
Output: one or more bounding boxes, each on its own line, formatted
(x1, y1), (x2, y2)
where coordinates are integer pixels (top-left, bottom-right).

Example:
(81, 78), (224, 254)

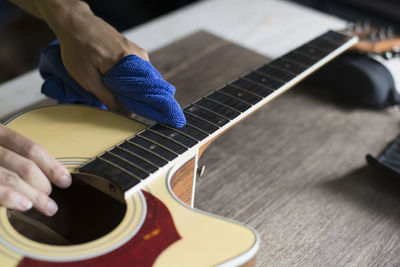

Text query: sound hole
(8, 173), (126, 245)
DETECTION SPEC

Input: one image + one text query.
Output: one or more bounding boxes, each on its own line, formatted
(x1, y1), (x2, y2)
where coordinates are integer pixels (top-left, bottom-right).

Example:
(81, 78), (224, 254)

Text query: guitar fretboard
(79, 30), (358, 195)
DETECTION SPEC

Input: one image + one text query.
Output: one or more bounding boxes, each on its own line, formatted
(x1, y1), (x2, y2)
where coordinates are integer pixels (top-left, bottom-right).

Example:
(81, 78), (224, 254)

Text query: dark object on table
(310, 52), (400, 108)
(367, 135), (400, 179)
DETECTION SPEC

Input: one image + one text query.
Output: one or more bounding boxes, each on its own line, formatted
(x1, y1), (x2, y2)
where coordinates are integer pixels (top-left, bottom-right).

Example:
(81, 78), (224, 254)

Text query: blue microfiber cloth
(38, 41), (186, 128)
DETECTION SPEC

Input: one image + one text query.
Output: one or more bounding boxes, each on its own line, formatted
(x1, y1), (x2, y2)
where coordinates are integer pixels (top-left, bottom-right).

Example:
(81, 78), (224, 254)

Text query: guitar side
(1, 105), (259, 266)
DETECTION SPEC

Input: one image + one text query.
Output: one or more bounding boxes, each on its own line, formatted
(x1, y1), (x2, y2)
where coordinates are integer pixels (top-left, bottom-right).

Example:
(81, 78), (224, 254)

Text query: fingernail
(58, 173), (72, 188)
(18, 196), (33, 211)
(46, 200), (58, 216)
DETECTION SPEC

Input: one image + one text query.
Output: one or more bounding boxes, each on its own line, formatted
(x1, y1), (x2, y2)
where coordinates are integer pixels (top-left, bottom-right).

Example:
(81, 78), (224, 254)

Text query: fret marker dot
(285, 63), (291, 68)
(261, 78), (266, 82)
(218, 120), (224, 124)
(237, 93), (243, 97)
(149, 144), (157, 150)
(169, 133), (177, 138)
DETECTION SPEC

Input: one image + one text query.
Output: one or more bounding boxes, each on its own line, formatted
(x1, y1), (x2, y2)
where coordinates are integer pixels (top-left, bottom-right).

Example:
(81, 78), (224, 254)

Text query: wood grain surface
(151, 31), (400, 266)
(170, 158), (195, 206)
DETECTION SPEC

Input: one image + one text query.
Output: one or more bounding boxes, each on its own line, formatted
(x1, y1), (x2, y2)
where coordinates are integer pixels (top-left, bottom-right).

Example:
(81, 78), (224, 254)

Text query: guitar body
(0, 105), (259, 267)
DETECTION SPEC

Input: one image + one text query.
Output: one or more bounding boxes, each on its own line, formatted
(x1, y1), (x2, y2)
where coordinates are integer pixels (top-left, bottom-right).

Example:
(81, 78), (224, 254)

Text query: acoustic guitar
(0, 30), (357, 266)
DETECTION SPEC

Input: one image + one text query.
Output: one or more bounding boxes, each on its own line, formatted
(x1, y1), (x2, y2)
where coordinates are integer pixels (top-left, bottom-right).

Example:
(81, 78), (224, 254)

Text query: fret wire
(106, 151), (151, 175)
(159, 124), (201, 142)
(292, 49), (319, 60)
(183, 110), (221, 128)
(306, 42), (331, 53)
(253, 69), (287, 83)
(136, 135), (180, 156)
(286, 52), (319, 67)
(97, 156), (142, 181)
(229, 83), (264, 98)
(203, 97), (242, 113)
(281, 56), (309, 68)
(216, 90), (254, 106)
(303, 48), (331, 60)
(116, 146), (160, 169)
(267, 63), (298, 76)
(192, 103), (232, 121)
(267, 62), (298, 76)
(185, 122), (211, 136)
(146, 128), (190, 149)
(320, 35), (343, 45)
(242, 76), (276, 92)
(125, 140), (170, 162)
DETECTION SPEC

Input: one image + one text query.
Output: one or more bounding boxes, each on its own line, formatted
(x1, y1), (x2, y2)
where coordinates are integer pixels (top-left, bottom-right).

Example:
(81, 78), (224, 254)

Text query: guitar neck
(79, 30), (358, 196)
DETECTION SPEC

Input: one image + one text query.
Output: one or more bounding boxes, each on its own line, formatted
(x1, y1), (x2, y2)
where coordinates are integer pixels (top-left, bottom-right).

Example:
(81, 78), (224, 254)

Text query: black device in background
(309, 52), (400, 109)
(290, 0), (400, 32)
(367, 137), (400, 180)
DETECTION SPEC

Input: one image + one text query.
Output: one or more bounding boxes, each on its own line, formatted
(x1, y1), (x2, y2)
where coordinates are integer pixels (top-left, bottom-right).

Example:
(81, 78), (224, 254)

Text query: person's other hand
(0, 125), (71, 216)
(38, 0), (150, 112)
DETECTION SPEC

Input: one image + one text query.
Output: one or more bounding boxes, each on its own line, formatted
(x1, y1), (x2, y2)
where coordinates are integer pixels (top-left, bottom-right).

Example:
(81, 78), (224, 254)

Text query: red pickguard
(18, 191), (181, 267)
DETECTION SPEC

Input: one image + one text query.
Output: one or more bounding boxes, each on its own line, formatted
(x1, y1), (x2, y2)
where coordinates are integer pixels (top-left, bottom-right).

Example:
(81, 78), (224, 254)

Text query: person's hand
(0, 125), (71, 216)
(10, 0), (150, 112)
(36, 0), (150, 112)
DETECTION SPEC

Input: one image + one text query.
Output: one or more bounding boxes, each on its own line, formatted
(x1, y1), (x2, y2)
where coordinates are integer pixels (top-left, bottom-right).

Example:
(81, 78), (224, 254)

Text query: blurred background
(292, 0), (400, 29)
(0, 0), (199, 83)
(0, 0), (399, 85)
